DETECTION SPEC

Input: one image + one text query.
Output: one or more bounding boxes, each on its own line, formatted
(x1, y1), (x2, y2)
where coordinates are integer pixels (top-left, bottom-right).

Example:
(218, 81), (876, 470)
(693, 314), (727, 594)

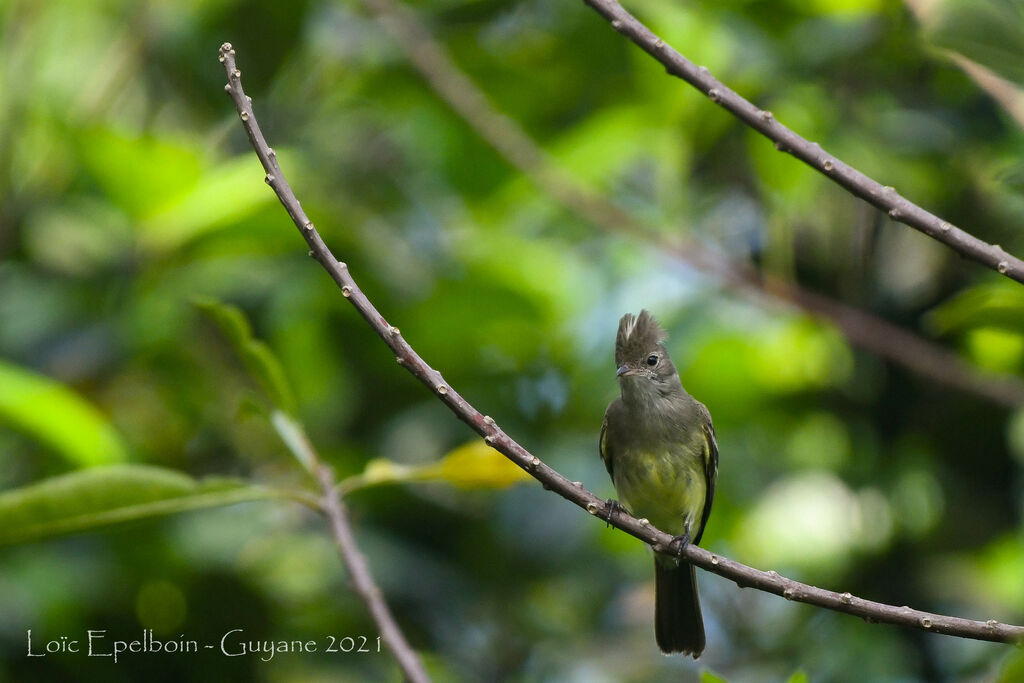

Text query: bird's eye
(646, 354), (658, 366)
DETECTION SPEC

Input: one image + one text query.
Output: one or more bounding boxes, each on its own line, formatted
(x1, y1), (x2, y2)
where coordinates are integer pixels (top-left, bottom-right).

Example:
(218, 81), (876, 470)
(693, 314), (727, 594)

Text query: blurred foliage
(1, 0), (1024, 681)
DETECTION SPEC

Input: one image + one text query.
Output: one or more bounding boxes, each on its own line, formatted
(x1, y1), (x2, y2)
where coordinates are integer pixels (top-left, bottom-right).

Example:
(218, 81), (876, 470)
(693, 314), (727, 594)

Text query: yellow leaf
(412, 441), (533, 489)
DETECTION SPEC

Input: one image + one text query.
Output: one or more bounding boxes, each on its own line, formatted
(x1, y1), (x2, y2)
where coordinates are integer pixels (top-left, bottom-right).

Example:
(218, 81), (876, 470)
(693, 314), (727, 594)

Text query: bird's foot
(604, 498), (626, 528)
(671, 528), (692, 558)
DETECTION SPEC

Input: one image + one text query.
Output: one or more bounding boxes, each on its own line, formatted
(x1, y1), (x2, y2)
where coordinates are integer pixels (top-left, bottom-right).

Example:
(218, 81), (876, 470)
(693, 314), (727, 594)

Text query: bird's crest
(615, 310), (667, 365)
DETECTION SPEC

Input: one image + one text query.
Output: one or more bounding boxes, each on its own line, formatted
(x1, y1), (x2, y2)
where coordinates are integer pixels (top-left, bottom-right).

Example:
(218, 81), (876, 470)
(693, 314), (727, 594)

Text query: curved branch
(273, 406), (428, 678)
(349, 0), (1024, 408)
(581, 0), (1024, 283)
(217, 43), (1024, 645)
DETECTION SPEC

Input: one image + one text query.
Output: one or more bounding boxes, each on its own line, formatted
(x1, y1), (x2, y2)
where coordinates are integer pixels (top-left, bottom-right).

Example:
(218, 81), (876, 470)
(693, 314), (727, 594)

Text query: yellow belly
(613, 447), (706, 538)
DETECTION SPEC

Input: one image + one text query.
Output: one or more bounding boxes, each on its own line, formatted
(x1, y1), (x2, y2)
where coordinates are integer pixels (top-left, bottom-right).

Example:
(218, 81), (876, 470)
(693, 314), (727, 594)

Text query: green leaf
(140, 154), (274, 252)
(194, 297), (297, 414)
(925, 283), (1024, 335)
(338, 441), (534, 495)
(998, 646), (1024, 683)
(922, 0), (1024, 87)
(0, 465), (310, 546)
(78, 127), (204, 219)
(0, 359), (128, 466)
(700, 670), (731, 683)
(786, 671), (810, 683)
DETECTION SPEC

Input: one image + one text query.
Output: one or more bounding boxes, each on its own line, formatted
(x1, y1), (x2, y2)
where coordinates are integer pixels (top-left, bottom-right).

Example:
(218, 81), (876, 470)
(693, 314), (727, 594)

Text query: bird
(600, 310), (718, 657)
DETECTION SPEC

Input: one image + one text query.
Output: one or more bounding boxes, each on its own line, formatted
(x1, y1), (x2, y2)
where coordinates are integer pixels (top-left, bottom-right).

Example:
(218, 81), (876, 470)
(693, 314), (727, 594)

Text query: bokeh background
(2, 0), (1024, 680)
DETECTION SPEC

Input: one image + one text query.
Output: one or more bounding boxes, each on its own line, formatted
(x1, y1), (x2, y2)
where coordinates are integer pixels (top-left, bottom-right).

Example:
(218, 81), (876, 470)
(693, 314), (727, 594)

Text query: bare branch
(580, 0), (1024, 283)
(217, 43), (1024, 645)
(270, 414), (428, 678)
(350, 0), (1024, 408)
(316, 464), (430, 683)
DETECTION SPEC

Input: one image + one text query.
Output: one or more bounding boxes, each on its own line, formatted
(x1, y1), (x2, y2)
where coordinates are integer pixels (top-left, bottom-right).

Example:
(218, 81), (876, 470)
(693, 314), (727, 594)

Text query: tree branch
(217, 43), (1024, 645)
(316, 464), (430, 683)
(270, 411), (429, 680)
(580, 0), (1024, 283)
(349, 0), (1024, 408)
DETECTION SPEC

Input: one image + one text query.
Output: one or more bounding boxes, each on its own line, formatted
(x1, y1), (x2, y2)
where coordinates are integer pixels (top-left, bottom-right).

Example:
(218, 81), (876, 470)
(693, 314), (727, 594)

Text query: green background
(2, 0), (1024, 680)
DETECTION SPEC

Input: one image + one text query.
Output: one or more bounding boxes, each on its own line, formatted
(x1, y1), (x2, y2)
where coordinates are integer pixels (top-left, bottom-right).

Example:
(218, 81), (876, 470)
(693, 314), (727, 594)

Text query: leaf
(194, 297), (297, 414)
(78, 127), (204, 219)
(339, 441), (533, 494)
(0, 465), (307, 546)
(998, 646), (1024, 683)
(0, 359), (128, 466)
(786, 671), (810, 683)
(140, 154), (274, 252)
(700, 670), (731, 683)
(925, 283), (1024, 335)
(921, 0), (1024, 87)
(410, 441), (534, 489)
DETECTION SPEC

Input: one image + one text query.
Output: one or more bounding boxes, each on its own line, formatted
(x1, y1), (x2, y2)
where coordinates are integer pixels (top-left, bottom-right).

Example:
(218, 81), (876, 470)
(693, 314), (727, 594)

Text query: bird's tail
(654, 558), (705, 657)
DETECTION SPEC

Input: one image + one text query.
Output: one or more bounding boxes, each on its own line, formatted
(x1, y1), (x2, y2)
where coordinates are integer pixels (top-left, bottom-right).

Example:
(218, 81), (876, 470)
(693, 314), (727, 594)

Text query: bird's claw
(671, 529), (691, 558)
(604, 498), (626, 528)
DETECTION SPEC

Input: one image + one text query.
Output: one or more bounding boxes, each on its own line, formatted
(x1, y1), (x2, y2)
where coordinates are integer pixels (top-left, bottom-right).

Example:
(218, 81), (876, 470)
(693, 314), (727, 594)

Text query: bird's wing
(599, 405), (615, 480)
(694, 404), (718, 546)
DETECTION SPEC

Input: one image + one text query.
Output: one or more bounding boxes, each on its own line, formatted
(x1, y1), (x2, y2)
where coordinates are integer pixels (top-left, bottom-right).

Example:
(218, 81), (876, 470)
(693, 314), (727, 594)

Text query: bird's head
(614, 310), (678, 390)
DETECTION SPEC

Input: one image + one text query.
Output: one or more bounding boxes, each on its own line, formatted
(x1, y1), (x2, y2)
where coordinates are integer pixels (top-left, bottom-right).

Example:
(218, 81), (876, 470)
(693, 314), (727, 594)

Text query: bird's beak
(616, 365), (638, 378)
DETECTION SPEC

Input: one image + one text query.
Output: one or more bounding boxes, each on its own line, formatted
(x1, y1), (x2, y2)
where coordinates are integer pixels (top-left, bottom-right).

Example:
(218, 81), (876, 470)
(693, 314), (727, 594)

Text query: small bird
(600, 310), (718, 657)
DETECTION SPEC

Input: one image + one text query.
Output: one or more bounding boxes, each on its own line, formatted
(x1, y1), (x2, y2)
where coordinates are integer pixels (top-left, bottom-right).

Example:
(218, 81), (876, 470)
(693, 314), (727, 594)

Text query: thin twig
(350, 0), (1024, 408)
(317, 464), (431, 683)
(269, 412), (429, 680)
(217, 43), (1024, 645)
(581, 0), (1024, 283)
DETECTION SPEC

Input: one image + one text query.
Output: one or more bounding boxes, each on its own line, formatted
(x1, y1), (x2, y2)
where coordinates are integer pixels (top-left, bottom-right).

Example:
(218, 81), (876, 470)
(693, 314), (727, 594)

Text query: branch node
(783, 588), (795, 600)
(638, 517), (651, 526)
(572, 480), (583, 487)
(586, 502), (599, 515)
(766, 570), (779, 579)
(921, 617), (933, 629)
(841, 592), (853, 604)
(435, 384), (449, 395)
(265, 174), (275, 185)
(611, 19), (623, 30)
(940, 221), (952, 232)
(303, 221), (314, 231)
(529, 456), (541, 469)
(774, 140), (787, 152)
(654, 39), (664, 48)
(708, 88), (721, 103)
(484, 435), (495, 444)
(389, 326), (401, 337)
(223, 84), (232, 92)
(998, 261), (1009, 274)
(822, 159), (834, 172)
(240, 111), (249, 121)
(396, 357), (405, 366)
(232, 68), (241, 79)
(308, 250), (314, 258)
(710, 554), (719, 565)
(341, 286), (352, 297)
(760, 109), (774, 121)
(483, 415), (495, 425)
(888, 208), (901, 219)
(987, 619), (1000, 629)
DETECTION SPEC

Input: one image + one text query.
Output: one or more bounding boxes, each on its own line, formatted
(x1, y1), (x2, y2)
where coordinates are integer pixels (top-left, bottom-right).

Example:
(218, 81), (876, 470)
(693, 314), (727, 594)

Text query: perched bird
(600, 310), (718, 657)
